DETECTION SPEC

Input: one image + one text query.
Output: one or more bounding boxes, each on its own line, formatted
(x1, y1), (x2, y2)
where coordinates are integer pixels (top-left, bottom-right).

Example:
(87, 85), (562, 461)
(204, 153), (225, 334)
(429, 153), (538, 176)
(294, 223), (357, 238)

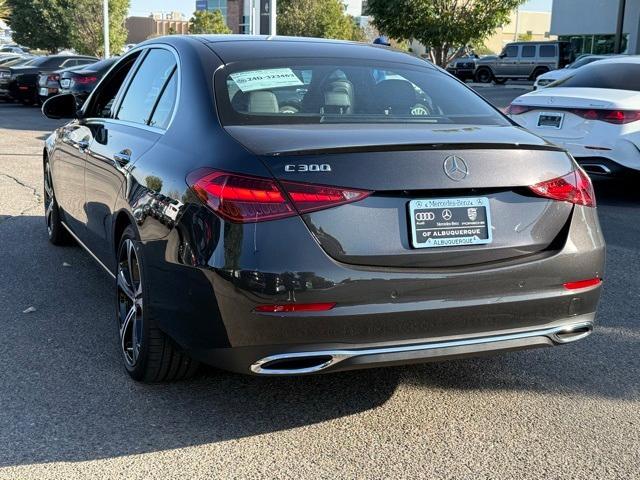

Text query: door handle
(114, 149), (131, 166)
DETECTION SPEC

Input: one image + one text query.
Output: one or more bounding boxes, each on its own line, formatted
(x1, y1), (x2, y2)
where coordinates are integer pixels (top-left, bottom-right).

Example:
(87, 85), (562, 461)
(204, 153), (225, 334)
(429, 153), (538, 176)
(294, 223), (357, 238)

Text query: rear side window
(117, 49), (176, 125)
(148, 71), (177, 129)
(215, 58), (509, 126)
(539, 45), (556, 57)
(522, 46), (536, 58)
(551, 62), (640, 91)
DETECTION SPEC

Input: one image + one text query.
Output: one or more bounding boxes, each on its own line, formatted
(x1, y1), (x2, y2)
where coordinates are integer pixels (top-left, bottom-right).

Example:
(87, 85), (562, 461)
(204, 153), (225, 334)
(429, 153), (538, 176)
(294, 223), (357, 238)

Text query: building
(125, 16), (191, 44)
(195, 0), (248, 34)
(550, 0), (638, 55)
(150, 11), (187, 21)
(343, 0), (363, 17)
(483, 10), (554, 53)
(409, 10), (554, 57)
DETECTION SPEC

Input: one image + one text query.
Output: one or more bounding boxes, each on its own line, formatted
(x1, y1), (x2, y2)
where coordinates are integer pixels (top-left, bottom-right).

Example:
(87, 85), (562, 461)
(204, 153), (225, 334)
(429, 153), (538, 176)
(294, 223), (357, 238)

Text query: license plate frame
(537, 111), (564, 129)
(408, 197), (492, 249)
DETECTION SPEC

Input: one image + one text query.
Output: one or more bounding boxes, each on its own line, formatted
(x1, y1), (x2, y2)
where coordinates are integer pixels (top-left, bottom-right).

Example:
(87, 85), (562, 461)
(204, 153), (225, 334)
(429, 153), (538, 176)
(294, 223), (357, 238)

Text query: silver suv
(474, 41), (573, 84)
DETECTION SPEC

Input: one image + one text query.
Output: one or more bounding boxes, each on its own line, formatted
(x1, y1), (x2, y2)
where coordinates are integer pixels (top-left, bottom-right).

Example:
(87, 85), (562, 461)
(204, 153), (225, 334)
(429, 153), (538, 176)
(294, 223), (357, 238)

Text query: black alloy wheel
(44, 159), (71, 245)
(116, 226), (199, 382)
(474, 68), (493, 84)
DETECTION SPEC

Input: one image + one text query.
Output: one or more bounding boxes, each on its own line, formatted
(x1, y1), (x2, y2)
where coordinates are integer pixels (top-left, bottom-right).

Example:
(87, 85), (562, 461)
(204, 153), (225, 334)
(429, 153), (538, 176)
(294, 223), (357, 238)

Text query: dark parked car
(0, 56), (38, 100)
(42, 36), (604, 382)
(58, 57), (118, 106)
(9, 54), (97, 104)
(445, 55), (478, 81)
(37, 63), (96, 104)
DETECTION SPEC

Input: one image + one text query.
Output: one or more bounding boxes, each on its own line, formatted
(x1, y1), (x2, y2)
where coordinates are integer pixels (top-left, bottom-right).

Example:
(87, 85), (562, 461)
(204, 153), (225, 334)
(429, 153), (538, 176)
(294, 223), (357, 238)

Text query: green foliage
(518, 32), (533, 42)
(68, 0), (129, 57)
(366, 0), (526, 66)
(188, 10), (231, 34)
(7, 0), (129, 56)
(277, 0), (365, 41)
(7, 0), (72, 52)
(0, 0), (10, 22)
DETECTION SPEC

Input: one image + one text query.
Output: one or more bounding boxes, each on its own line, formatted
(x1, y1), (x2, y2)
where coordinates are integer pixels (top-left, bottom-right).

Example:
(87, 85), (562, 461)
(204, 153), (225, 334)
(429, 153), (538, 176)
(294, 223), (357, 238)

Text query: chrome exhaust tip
(250, 354), (339, 375)
(550, 322), (594, 344)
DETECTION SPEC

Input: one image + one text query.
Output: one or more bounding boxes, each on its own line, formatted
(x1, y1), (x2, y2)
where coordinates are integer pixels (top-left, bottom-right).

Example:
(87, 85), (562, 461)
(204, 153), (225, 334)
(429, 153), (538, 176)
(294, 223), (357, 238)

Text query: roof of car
(140, 35), (434, 69)
(585, 55), (640, 65)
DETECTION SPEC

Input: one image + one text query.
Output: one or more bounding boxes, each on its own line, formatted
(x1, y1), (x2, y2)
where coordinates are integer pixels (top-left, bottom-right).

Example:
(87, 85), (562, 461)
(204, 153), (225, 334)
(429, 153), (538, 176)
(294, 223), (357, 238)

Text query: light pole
(103, 0), (110, 58)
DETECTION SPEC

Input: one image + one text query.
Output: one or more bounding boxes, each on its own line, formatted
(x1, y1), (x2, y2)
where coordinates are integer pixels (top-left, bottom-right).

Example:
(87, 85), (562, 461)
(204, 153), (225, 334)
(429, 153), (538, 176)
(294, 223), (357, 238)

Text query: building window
(559, 34), (628, 56)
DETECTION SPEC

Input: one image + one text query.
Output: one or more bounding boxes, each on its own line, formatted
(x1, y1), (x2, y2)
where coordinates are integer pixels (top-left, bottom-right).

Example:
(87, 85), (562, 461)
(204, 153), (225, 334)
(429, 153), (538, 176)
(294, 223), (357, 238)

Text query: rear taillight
(507, 104), (640, 124)
(528, 168), (596, 207)
(73, 75), (97, 85)
(505, 104), (532, 115)
(570, 108), (640, 124)
(187, 169), (371, 223)
(47, 74), (59, 82)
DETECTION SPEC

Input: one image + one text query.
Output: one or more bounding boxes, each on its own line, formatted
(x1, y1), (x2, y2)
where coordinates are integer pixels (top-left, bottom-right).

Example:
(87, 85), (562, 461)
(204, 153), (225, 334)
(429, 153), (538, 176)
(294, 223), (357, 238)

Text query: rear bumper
(148, 201), (605, 375)
(248, 317), (595, 375)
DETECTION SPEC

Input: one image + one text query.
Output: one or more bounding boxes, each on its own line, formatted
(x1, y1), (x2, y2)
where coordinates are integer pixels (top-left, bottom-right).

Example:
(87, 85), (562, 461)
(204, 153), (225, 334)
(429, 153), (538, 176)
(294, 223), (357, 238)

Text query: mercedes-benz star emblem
(443, 155), (469, 181)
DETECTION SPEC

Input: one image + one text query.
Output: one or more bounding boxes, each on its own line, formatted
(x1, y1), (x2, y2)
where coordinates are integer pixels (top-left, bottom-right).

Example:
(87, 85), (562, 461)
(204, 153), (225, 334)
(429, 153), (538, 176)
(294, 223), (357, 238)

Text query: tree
(277, 0), (365, 41)
(367, 0), (526, 66)
(0, 0), (10, 23)
(7, 0), (129, 56)
(68, 0), (129, 57)
(188, 10), (231, 34)
(518, 32), (533, 42)
(7, 0), (72, 52)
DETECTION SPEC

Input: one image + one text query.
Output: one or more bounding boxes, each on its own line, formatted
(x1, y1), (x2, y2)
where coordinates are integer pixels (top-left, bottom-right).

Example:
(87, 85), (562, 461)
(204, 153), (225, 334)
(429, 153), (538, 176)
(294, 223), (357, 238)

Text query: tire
(531, 68), (548, 80)
(474, 68), (493, 84)
(493, 78), (507, 85)
(44, 159), (72, 245)
(116, 225), (199, 382)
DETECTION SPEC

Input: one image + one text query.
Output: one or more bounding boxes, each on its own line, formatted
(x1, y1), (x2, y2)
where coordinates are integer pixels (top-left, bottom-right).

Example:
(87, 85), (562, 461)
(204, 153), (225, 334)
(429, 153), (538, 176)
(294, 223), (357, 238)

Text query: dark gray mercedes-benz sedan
(41, 35), (605, 382)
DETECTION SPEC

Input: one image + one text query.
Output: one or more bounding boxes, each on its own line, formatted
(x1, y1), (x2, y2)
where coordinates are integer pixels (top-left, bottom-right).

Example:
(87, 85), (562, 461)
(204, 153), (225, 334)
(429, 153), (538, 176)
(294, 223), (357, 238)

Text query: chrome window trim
(61, 222), (116, 279)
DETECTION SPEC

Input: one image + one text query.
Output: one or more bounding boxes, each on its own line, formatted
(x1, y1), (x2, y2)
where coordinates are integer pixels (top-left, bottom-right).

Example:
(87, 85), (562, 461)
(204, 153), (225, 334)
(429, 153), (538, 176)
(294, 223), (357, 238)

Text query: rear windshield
(215, 58), (508, 126)
(551, 63), (640, 91)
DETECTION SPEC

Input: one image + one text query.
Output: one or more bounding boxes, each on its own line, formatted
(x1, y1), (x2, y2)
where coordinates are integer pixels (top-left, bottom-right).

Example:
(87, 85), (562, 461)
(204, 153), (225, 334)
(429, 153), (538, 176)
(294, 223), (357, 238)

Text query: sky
(128, 0), (553, 18)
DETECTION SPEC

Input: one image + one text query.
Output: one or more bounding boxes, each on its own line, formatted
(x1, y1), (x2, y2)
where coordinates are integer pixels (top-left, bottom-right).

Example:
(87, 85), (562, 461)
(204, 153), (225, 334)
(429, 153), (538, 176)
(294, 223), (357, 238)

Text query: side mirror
(42, 93), (78, 120)
(499, 53), (506, 59)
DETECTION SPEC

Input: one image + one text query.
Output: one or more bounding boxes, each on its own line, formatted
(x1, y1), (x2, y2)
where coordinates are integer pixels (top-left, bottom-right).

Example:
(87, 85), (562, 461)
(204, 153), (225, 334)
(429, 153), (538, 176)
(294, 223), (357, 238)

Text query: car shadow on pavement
(1, 191), (638, 466)
(0, 215), (399, 467)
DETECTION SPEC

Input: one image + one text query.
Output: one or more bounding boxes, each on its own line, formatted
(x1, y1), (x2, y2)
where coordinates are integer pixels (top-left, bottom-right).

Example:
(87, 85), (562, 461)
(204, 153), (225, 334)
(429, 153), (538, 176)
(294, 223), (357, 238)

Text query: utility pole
(513, 7), (520, 42)
(614, 0), (626, 54)
(103, 0), (110, 58)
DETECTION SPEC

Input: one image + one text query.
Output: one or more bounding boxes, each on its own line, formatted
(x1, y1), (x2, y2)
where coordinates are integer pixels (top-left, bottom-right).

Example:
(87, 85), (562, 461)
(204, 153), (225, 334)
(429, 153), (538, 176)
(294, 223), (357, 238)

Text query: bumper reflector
(254, 302), (336, 313)
(563, 278), (602, 290)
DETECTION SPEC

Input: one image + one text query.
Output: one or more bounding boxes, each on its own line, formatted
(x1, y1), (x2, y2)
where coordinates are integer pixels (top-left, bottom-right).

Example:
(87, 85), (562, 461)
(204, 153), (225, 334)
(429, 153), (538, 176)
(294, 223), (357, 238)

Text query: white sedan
(507, 56), (640, 176)
(533, 55), (609, 89)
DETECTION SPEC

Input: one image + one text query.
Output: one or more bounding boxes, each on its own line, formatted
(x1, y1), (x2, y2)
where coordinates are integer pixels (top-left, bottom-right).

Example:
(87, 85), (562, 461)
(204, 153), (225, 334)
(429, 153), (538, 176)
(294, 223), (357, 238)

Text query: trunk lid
(226, 124), (576, 268)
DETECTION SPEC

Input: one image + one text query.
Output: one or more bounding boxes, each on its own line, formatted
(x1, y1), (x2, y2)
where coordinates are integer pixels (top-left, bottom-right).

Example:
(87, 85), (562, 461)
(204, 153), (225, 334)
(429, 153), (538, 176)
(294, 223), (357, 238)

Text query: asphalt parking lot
(0, 88), (639, 478)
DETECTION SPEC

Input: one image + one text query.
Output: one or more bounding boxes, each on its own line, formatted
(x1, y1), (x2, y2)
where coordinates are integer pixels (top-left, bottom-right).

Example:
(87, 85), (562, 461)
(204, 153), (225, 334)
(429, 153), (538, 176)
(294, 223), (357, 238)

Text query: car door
(496, 45), (519, 77)
(83, 47), (178, 265)
(51, 121), (92, 236)
(518, 45), (537, 77)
